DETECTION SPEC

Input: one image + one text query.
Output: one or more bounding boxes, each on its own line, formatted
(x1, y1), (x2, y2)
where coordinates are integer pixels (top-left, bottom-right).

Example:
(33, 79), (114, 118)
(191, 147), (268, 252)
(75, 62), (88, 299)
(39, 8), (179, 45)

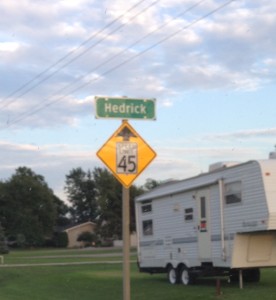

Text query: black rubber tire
(167, 266), (179, 284)
(179, 266), (193, 286)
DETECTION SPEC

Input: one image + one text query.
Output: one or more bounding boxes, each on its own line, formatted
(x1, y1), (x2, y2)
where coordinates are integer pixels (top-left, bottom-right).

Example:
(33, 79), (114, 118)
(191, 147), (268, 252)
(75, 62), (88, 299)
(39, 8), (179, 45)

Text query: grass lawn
(1, 247), (137, 265)
(0, 248), (276, 300)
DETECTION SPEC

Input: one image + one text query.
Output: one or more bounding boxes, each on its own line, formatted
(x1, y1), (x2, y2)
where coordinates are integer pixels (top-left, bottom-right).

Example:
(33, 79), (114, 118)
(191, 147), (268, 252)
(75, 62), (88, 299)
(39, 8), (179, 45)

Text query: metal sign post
(120, 122), (132, 300)
(122, 186), (130, 300)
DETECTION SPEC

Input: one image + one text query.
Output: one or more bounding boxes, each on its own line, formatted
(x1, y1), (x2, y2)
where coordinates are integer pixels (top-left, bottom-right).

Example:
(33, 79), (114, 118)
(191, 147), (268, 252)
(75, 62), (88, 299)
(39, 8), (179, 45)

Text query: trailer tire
(179, 266), (193, 286)
(167, 266), (179, 284)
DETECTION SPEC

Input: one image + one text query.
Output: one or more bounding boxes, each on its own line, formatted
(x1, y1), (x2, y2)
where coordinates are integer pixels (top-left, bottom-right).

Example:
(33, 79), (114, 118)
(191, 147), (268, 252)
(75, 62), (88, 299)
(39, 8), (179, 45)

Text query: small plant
(0, 223), (9, 254)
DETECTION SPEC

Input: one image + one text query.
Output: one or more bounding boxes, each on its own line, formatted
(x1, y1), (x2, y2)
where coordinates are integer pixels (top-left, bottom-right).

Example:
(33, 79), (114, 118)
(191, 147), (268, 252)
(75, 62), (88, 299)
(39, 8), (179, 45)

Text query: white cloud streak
(0, 0), (275, 128)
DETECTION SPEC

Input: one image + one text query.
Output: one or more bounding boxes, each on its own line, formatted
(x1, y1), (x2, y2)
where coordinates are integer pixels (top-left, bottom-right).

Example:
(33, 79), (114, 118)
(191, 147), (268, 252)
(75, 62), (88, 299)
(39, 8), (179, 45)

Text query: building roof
(64, 221), (96, 232)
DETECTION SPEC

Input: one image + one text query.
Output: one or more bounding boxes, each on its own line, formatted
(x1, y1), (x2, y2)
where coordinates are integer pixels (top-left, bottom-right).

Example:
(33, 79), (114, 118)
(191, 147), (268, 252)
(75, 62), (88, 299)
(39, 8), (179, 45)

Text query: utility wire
(5, 0), (235, 128)
(81, 0), (206, 80)
(3, 0), (207, 126)
(4, 0), (206, 128)
(26, 0), (206, 104)
(0, 0), (151, 110)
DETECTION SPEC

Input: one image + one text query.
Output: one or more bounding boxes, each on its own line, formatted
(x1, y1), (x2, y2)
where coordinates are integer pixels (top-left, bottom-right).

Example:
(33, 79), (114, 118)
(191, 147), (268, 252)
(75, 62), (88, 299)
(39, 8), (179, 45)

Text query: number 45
(118, 155), (137, 174)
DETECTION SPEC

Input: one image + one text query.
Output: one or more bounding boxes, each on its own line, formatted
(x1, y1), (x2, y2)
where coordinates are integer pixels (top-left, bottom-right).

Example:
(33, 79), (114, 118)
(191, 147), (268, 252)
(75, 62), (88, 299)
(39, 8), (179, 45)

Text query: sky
(1, 0), (276, 202)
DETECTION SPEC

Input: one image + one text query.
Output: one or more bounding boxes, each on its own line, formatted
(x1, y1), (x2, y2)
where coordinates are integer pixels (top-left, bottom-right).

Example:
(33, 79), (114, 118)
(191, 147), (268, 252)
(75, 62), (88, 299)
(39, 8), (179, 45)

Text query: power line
(5, 0), (235, 127)
(34, 0), (207, 102)
(5, 0), (235, 128)
(83, 0), (206, 78)
(0, 0), (151, 110)
(4, 0), (206, 128)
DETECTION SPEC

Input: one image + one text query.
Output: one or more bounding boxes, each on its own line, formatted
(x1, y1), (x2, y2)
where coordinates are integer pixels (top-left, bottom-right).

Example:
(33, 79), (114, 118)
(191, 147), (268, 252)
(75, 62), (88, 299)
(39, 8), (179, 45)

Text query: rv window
(200, 197), (206, 218)
(143, 220), (153, 236)
(141, 204), (152, 214)
(184, 208), (193, 221)
(225, 181), (242, 205)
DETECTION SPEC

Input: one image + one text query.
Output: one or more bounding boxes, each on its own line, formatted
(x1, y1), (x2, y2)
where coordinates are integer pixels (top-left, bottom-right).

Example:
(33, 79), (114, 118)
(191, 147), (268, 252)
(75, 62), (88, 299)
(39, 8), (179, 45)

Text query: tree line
(0, 166), (160, 249)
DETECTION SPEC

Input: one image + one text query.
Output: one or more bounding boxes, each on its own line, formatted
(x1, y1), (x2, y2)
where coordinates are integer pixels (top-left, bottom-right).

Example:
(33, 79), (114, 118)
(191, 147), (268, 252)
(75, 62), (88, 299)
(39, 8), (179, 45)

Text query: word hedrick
(104, 102), (147, 115)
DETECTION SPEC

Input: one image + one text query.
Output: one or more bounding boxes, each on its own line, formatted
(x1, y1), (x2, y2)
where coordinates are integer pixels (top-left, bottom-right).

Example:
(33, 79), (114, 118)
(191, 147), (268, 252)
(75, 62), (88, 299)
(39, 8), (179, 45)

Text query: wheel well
(177, 263), (186, 271)
(166, 263), (187, 272)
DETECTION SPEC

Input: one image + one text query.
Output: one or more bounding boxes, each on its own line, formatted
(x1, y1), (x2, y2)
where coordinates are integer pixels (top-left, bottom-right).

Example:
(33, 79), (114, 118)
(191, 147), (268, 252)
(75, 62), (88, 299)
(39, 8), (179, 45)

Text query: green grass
(0, 248), (276, 300)
(3, 247), (126, 258)
(1, 247), (136, 265)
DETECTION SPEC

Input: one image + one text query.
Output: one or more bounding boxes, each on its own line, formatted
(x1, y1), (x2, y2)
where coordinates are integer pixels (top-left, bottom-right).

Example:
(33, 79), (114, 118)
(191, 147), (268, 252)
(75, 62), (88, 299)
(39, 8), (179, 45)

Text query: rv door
(196, 189), (212, 260)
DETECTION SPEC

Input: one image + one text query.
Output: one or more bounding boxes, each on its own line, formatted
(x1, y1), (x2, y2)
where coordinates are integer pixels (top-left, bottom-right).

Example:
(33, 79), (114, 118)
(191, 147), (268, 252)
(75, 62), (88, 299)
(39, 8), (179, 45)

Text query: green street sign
(95, 97), (156, 120)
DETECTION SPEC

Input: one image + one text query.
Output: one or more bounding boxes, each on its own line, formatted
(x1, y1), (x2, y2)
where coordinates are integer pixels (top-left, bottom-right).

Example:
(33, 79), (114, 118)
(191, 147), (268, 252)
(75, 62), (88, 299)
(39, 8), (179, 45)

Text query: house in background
(64, 221), (96, 248)
(113, 232), (138, 247)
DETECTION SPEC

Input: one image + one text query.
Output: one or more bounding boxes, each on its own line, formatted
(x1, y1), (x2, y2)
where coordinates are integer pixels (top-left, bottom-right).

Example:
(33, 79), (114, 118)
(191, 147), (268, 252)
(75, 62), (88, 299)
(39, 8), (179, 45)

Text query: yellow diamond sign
(97, 120), (156, 188)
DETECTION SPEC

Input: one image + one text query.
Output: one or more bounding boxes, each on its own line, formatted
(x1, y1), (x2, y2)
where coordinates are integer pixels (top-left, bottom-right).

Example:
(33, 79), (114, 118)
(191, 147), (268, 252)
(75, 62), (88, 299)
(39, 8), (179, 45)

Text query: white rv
(135, 159), (276, 285)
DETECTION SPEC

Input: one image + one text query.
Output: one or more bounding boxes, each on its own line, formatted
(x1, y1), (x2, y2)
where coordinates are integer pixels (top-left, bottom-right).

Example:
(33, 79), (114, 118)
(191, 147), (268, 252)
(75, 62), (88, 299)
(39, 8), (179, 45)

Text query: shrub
(0, 223), (9, 254)
(77, 231), (96, 247)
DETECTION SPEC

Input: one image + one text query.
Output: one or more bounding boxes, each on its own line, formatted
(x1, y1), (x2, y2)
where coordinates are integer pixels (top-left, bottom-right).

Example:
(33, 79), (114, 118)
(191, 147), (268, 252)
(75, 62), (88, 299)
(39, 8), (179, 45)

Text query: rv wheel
(167, 266), (178, 284)
(179, 266), (191, 286)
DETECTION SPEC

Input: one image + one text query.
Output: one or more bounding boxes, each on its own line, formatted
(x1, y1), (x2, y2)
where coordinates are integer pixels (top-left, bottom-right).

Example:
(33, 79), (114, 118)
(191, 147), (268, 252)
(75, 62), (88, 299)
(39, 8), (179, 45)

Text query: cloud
(0, 120), (274, 201)
(207, 128), (276, 140)
(0, 42), (19, 52)
(0, 0), (276, 129)
(0, 140), (99, 199)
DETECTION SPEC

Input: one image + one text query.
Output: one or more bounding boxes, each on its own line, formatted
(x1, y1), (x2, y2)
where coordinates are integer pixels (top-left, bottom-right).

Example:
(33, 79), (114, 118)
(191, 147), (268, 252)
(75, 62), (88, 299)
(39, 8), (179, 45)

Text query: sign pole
(122, 185), (130, 300)
(95, 97), (157, 300)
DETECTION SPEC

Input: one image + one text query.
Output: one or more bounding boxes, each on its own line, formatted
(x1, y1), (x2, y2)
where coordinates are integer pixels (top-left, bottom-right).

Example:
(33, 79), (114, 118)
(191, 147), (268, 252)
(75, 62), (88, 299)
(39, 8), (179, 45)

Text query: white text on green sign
(95, 97), (156, 120)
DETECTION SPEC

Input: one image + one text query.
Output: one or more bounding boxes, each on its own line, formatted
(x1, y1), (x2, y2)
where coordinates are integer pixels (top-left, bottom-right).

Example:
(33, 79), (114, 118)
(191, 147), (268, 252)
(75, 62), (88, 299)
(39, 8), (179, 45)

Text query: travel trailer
(135, 159), (276, 285)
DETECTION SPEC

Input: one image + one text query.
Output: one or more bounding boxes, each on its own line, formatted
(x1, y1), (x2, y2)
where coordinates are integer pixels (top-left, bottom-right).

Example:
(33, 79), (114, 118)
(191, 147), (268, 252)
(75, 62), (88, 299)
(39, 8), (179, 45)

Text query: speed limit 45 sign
(96, 120), (156, 188)
(116, 142), (137, 174)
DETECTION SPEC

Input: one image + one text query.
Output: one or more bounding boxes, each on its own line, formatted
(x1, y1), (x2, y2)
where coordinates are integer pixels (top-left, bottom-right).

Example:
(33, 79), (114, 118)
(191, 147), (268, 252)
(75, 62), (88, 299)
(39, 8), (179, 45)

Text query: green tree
(93, 167), (122, 239)
(53, 195), (71, 227)
(93, 167), (144, 239)
(53, 231), (68, 248)
(0, 167), (57, 247)
(143, 178), (161, 191)
(64, 166), (149, 240)
(64, 168), (97, 223)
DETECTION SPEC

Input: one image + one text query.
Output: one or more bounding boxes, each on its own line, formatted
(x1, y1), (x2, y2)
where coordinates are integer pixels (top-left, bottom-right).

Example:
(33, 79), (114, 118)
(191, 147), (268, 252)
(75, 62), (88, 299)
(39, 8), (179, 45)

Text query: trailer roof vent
(209, 161), (239, 172)
(269, 146), (276, 159)
(269, 152), (276, 159)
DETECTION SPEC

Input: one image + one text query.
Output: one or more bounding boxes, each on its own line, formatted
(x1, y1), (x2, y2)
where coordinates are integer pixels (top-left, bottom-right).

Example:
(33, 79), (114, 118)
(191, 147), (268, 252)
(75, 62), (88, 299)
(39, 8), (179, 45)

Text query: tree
(143, 178), (161, 191)
(64, 166), (149, 240)
(93, 167), (122, 239)
(53, 232), (68, 248)
(0, 167), (57, 247)
(93, 167), (144, 239)
(64, 168), (97, 223)
(53, 195), (71, 227)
